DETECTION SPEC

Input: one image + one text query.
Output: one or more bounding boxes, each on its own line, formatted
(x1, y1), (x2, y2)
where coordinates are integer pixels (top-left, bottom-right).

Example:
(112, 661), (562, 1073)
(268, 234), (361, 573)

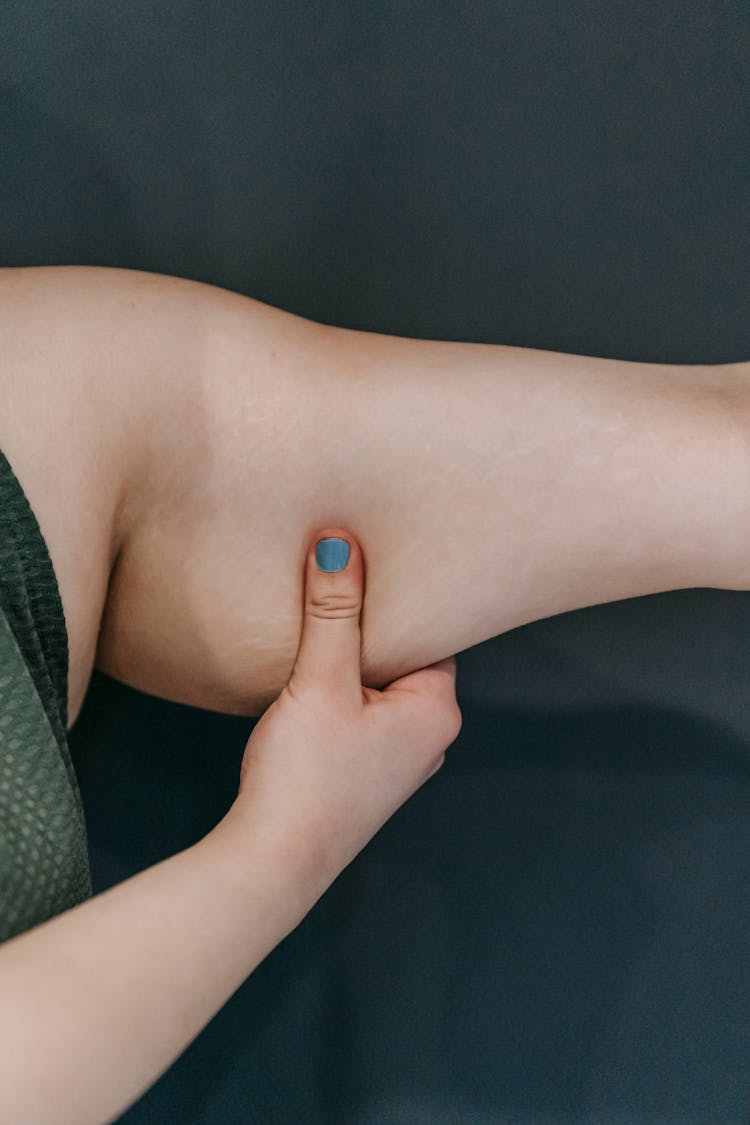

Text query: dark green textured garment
(0, 447), (92, 942)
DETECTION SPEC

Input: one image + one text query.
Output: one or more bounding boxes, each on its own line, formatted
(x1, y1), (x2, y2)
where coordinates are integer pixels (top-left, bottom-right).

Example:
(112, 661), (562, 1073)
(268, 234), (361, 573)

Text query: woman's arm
(0, 799), (330, 1125)
(0, 518), (457, 1125)
(91, 267), (750, 718)
(2, 265), (749, 730)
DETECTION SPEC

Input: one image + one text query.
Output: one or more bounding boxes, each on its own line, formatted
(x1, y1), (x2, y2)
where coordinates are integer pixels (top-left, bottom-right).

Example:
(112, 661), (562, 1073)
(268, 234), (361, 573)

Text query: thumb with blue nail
(232, 527), (462, 884)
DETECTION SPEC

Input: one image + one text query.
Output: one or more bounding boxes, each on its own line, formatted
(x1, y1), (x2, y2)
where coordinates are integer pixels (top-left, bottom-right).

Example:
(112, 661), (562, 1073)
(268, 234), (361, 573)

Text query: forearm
(0, 801), (329, 1125)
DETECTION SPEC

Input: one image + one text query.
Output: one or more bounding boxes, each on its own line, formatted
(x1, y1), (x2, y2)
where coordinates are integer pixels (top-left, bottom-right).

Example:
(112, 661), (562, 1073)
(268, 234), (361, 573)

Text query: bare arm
(0, 800), (330, 1125)
(91, 268), (750, 719)
(2, 264), (748, 732)
(0, 518), (456, 1125)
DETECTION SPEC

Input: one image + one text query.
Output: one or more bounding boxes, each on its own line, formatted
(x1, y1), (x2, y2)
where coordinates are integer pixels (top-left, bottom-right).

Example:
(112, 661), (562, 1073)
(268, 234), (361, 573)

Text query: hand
(234, 527), (462, 879)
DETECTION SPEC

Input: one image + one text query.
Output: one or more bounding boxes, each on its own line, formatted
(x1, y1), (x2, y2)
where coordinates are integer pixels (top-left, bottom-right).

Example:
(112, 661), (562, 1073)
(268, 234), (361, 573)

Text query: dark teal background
(2, 2), (749, 1122)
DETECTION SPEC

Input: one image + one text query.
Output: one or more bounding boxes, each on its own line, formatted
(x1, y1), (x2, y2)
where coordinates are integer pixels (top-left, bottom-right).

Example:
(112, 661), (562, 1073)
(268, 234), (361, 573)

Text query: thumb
(287, 528), (364, 703)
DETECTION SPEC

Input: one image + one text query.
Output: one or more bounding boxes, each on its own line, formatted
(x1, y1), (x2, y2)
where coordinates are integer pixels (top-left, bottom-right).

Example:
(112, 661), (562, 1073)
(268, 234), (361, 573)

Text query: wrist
(205, 798), (340, 922)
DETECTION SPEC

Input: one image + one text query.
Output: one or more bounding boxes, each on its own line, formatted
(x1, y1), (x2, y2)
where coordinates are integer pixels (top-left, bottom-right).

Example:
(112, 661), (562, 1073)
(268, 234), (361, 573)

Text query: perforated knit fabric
(0, 446), (92, 942)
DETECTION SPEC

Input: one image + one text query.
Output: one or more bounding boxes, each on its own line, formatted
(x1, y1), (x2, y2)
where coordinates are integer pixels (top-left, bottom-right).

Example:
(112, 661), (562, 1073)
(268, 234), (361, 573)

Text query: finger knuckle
(308, 591), (361, 619)
(448, 705), (463, 738)
(434, 703), (462, 742)
(427, 752), (446, 780)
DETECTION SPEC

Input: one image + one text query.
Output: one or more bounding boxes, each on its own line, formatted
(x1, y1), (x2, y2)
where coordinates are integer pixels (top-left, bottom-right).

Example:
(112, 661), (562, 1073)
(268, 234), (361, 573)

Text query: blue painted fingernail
(315, 537), (350, 572)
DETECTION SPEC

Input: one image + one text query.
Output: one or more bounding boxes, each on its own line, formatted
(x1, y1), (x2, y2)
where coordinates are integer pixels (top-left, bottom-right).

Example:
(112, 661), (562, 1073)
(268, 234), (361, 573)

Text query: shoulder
(0, 266), (157, 728)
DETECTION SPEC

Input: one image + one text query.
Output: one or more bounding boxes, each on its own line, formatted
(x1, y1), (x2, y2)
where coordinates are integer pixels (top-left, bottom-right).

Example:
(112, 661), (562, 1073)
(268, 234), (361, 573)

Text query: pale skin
(1, 266), (749, 729)
(0, 263), (748, 1123)
(0, 521), (459, 1125)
